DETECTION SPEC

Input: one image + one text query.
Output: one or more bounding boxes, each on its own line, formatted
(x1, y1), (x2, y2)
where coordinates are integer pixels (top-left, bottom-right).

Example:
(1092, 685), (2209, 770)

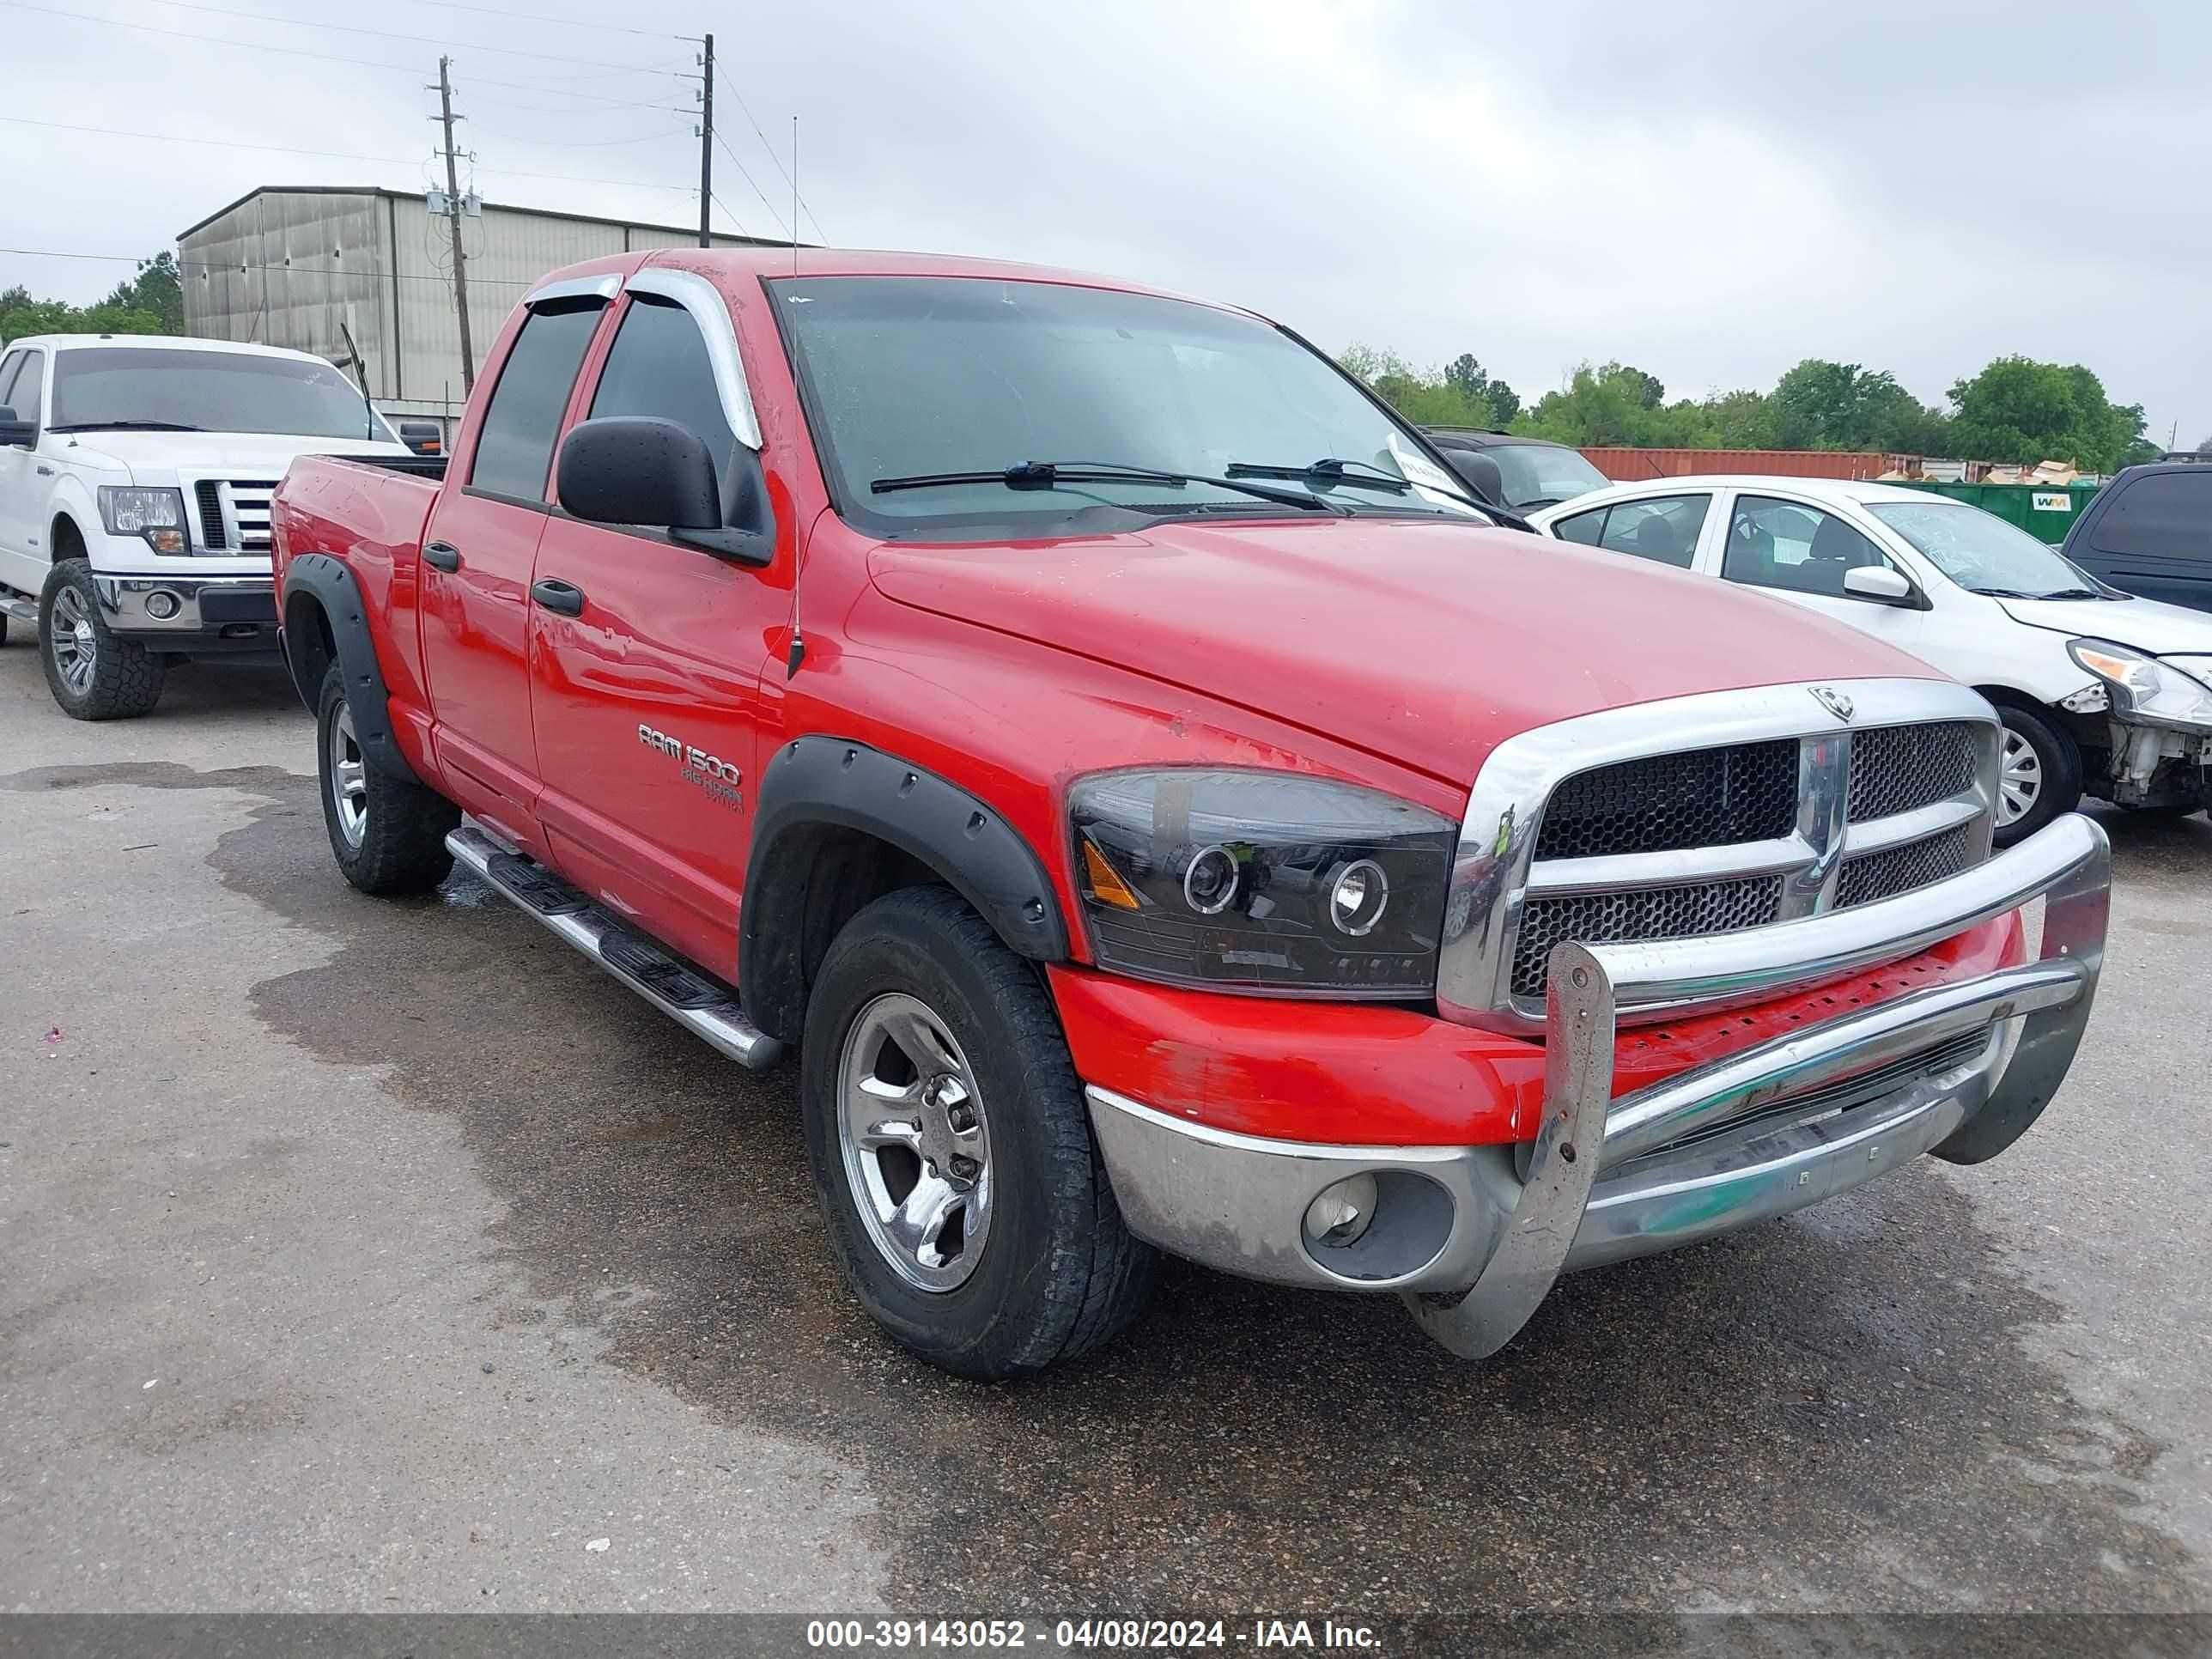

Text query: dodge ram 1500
(269, 249), (2111, 1377)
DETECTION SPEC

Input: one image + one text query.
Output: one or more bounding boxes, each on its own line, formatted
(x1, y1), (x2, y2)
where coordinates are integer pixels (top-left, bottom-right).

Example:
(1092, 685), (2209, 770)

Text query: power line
(716, 65), (827, 242)
(712, 127), (789, 241)
(0, 116), (696, 193)
(1, 0), (424, 74)
(128, 0), (692, 74)
(374, 0), (696, 40)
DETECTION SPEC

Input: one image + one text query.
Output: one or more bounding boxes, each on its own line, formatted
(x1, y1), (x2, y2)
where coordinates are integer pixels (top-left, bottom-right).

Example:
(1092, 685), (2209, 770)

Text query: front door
(527, 284), (779, 975)
(1715, 490), (1929, 658)
(416, 295), (608, 841)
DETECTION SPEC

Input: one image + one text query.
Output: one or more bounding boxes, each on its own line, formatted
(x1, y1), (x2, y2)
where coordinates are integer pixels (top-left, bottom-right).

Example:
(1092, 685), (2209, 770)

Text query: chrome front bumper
(1083, 812), (2111, 1358)
(93, 574), (278, 639)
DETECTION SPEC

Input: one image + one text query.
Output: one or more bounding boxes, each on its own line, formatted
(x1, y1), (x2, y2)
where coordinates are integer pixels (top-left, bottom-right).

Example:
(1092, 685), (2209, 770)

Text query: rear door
(417, 285), (611, 842)
(0, 348), (46, 592)
(2073, 471), (2212, 613)
(526, 270), (778, 975)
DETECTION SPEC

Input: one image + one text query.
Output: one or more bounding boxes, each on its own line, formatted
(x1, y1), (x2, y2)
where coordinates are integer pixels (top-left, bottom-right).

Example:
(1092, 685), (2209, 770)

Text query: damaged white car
(1528, 477), (2212, 840)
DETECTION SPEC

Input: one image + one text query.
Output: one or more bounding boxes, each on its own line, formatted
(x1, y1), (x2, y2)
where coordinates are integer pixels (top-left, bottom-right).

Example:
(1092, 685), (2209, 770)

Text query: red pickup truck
(270, 248), (2112, 1378)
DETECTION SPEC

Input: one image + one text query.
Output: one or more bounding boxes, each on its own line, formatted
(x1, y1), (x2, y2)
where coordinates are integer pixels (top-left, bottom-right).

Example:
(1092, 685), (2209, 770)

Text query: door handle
(422, 541), (461, 572)
(531, 577), (585, 617)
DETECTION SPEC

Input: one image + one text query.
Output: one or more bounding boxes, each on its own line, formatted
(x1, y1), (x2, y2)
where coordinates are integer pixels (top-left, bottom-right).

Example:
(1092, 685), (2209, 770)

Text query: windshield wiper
(1224, 457), (1531, 531)
(1970, 586), (2106, 601)
(869, 460), (1344, 514)
(48, 420), (207, 433)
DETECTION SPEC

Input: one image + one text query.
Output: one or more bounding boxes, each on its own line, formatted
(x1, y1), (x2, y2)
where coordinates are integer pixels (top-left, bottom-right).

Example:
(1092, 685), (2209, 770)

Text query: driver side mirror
(1843, 564), (1924, 609)
(556, 416), (773, 567)
(0, 406), (35, 449)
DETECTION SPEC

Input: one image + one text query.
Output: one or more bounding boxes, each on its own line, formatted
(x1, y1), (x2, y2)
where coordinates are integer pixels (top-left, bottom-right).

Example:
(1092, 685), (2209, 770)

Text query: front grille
(1847, 722), (1978, 821)
(1534, 739), (1799, 860)
(1837, 823), (1974, 908)
(224, 478), (280, 550)
(1630, 1029), (1991, 1162)
(192, 480), (227, 550)
(1510, 874), (1783, 1000)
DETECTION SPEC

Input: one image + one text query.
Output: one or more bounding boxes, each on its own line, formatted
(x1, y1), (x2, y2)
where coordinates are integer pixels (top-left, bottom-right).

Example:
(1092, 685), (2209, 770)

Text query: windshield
(1867, 500), (2113, 599)
(1487, 442), (1609, 508)
(771, 276), (1485, 537)
(50, 348), (392, 441)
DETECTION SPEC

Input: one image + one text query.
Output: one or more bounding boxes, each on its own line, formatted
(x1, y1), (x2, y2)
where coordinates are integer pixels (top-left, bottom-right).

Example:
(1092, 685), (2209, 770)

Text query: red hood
(868, 517), (1943, 785)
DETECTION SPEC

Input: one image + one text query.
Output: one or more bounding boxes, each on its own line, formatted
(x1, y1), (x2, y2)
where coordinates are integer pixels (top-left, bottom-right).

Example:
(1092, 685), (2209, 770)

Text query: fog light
(1303, 1173), (1378, 1248)
(144, 591), (181, 620)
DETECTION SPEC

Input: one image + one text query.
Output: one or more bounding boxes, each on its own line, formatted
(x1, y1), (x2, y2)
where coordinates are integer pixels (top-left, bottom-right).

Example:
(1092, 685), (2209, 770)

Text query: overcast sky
(9, 0), (2206, 447)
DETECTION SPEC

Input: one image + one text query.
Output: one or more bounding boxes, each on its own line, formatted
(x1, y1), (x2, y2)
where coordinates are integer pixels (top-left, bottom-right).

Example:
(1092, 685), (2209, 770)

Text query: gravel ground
(2, 642), (2207, 1627)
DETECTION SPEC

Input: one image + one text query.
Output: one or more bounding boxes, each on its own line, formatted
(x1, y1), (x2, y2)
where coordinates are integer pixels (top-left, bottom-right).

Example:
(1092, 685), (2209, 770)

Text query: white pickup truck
(0, 333), (413, 719)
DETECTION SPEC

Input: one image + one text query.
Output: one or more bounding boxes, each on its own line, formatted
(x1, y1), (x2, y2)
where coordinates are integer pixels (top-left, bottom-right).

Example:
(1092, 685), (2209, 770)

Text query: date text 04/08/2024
(803, 1619), (1382, 1649)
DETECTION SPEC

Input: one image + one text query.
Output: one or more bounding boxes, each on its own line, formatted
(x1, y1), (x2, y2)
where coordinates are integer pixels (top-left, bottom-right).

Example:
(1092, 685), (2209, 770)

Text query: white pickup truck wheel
(39, 560), (166, 721)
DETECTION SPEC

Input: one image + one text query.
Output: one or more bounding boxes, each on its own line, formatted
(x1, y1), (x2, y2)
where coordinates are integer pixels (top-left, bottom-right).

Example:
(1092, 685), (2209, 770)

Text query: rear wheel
(801, 886), (1155, 1378)
(1992, 704), (2081, 846)
(39, 559), (166, 720)
(315, 662), (459, 894)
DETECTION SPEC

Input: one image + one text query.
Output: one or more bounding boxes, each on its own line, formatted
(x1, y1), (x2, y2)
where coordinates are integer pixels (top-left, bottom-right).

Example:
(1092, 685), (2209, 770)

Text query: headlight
(98, 487), (189, 554)
(1069, 769), (1457, 996)
(2068, 638), (2212, 731)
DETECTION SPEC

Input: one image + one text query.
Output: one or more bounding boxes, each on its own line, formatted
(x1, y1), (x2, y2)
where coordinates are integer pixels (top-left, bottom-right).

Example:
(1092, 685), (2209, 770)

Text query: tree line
(1339, 344), (2172, 475)
(1, 253), (185, 347)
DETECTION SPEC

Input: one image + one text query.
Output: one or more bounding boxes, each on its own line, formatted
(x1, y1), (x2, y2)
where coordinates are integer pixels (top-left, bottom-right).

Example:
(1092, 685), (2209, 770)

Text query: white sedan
(1527, 476), (2212, 842)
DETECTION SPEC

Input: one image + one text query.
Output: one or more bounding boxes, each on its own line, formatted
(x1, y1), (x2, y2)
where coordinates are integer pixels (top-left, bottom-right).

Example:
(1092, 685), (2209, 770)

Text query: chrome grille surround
(1437, 679), (2003, 1034)
(179, 476), (281, 554)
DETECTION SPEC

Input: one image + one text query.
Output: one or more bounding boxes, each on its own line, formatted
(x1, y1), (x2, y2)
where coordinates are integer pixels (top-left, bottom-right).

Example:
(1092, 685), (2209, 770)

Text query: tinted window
(0, 350), (21, 410)
(773, 276), (1489, 538)
(469, 301), (604, 500)
(1547, 494), (1708, 568)
(589, 295), (736, 483)
(1723, 495), (1891, 596)
(50, 347), (365, 437)
(9, 351), (44, 425)
(1553, 506), (1605, 545)
(2090, 472), (2211, 560)
(1486, 442), (1609, 509)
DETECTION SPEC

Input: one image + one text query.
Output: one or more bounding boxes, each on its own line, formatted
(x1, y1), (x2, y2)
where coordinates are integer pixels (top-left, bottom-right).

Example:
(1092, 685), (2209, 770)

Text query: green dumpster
(1891, 481), (2105, 545)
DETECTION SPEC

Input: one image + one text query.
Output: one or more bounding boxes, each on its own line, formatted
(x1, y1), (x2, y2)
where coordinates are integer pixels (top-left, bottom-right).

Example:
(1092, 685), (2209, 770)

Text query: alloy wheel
(836, 992), (994, 1292)
(48, 585), (97, 697)
(329, 703), (368, 848)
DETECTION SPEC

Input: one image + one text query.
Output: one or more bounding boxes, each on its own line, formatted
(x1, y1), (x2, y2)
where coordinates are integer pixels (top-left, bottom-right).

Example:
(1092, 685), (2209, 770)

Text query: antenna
(786, 112), (806, 678)
(337, 318), (375, 441)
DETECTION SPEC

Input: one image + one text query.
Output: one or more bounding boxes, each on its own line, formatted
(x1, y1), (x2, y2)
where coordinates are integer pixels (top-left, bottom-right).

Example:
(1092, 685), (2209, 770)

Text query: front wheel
(39, 560), (166, 720)
(801, 886), (1156, 1378)
(1992, 704), (2081, 847)
(315, 662), (459, 894)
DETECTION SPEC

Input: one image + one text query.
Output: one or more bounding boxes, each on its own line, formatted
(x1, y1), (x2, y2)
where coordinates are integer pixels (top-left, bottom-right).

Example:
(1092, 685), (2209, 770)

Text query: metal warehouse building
(178, 185), (787, 425)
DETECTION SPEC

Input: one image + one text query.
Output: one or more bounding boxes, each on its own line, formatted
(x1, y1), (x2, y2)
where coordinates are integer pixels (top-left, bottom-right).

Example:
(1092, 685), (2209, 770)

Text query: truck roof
(5, 332), (346, 367)
(538, 245), (1251, 319)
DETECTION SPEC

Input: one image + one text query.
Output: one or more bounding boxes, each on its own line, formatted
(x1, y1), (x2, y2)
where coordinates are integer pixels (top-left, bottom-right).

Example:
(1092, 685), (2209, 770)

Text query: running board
(445, 824), (783, 1070)
(0, 591), (38, 625)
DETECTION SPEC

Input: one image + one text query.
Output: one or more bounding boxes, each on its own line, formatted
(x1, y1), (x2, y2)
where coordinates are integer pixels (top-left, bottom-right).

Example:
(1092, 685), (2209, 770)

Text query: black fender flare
(741, 738), (1069, 1036)
(279, 553), (424, 788)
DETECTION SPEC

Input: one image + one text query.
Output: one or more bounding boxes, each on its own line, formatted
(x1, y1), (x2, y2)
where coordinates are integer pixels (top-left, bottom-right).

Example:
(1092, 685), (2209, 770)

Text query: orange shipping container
(1580, 447), (1907, 483)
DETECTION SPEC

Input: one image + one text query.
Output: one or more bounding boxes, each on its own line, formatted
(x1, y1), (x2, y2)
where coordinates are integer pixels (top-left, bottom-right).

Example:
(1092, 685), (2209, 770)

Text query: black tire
(801, 885), (1156, 1379)
(39, 559), (166, 720)
(1992, 703), (2081, 847)
(315, 662), (459, 895)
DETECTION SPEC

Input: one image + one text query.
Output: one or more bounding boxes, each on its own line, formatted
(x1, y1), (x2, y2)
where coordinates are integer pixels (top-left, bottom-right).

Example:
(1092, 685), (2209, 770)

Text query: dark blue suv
(2062, 458), (2212, 613)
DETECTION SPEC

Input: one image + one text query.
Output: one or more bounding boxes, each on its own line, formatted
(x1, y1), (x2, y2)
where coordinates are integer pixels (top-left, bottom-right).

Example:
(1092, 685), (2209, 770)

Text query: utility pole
(433, 56), (477, 394)
(697, 33), (714, 248)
